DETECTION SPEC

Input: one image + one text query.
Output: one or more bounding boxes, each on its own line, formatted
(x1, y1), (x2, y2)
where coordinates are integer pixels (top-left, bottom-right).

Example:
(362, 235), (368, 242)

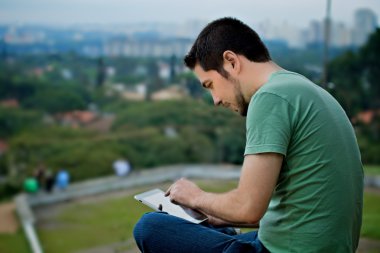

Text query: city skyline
(0, 0), (379, 28)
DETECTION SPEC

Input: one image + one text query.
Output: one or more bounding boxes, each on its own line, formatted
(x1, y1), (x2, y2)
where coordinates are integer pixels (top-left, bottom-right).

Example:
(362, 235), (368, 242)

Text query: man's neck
(239, 58), (282, 103)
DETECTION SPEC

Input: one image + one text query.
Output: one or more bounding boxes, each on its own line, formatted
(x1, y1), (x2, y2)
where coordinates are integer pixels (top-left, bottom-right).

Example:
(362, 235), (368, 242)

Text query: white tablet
(134, 188), (208, 224)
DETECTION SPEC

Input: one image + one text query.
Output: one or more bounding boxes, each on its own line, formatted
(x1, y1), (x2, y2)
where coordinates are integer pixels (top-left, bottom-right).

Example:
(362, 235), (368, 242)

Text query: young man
(134, 17), (363, 253)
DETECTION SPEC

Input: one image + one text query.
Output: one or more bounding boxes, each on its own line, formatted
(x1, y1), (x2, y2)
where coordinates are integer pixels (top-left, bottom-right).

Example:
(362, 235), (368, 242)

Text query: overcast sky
(0, 0), (379, 27)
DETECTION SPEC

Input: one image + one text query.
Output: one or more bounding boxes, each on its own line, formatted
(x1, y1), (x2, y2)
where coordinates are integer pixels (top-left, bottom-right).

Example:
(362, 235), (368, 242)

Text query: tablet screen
(134, 188), (208, 224)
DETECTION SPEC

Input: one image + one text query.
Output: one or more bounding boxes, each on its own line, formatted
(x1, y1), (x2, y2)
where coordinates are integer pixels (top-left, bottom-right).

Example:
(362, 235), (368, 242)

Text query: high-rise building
(352, 8), (378, 46)
(331, 22), (351, 47)
(305, 20), (324, 46)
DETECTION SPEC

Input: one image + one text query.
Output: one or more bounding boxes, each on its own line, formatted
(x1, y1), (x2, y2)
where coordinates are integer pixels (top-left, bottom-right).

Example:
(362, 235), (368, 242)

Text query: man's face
(194, 64), (248, 116)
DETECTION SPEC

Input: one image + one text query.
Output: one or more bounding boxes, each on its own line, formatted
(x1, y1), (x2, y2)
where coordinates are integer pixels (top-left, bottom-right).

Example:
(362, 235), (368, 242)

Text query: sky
(0, 0), (379, 28)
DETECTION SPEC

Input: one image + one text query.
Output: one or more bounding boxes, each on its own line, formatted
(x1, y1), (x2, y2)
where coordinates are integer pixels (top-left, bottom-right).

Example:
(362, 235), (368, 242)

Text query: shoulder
(260, 70), (313, 95)
(248, 70), (321, 113)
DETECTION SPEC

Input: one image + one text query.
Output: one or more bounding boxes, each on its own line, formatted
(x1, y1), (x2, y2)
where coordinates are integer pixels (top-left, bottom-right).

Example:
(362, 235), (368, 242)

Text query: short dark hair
(184, 17), (271, 78)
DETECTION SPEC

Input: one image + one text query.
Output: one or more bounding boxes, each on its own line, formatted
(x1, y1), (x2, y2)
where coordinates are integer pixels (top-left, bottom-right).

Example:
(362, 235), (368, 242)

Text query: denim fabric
(134, 212), (269, 253)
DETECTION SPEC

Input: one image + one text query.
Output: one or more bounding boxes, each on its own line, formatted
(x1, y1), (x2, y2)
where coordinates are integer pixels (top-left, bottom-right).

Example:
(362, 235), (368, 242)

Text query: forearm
(207, 215), (260, 228)
(194, 188), (260, 225)
(166, 154), (282, 225)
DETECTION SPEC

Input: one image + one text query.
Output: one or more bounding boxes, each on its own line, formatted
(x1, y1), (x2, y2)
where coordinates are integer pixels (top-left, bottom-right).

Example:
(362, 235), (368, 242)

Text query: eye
(203, 81), (213, 89)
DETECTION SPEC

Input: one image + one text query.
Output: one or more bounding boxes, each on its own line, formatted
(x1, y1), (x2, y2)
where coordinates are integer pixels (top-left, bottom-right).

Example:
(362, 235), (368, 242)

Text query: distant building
(305, 9), (378, 48)
(158, 62), (170, 80)
(352, 8), (378, 47)
(121, 83), (147, 101)
(151, 85), (188, 101)
(0, 140), (8, 156)
(55, 110), (97, 128)
(351, 109), (380, 125)
(61, 69), (73, 80)
(0, 99), (19, 108)
(104, 38), (192, 58)
(331, 22), (351, 47)
(54, 110), (115, 133)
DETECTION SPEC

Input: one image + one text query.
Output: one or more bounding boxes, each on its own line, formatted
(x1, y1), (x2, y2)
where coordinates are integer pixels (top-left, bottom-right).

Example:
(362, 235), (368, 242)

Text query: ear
(222, 51), (240, 74)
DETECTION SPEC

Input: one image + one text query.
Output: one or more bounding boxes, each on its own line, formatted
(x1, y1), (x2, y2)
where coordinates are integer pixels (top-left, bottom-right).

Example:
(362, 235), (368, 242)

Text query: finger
(169, 196), (179, 205)
(165, 185), (172, 196)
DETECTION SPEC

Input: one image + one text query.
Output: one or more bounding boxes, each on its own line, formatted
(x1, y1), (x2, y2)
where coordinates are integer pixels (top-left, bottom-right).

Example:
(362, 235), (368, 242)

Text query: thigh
(134, 212), (263, 253)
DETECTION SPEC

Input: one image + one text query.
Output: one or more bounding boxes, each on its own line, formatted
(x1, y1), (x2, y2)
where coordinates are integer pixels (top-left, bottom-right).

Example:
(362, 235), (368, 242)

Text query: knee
(133, 212), (167, 247)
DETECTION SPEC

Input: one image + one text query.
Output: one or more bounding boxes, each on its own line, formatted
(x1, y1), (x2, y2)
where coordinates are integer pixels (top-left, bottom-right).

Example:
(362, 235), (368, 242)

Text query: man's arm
(206, 215), (260, 228)
(166, 152), (283, 224)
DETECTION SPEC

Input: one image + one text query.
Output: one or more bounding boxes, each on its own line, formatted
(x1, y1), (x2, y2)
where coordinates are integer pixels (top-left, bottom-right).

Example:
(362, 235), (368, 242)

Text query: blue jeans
(133, 212), (269, 253)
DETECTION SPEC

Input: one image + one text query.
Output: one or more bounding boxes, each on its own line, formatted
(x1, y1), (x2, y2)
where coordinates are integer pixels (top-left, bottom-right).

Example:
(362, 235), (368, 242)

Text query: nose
(211, 93), (222, 106)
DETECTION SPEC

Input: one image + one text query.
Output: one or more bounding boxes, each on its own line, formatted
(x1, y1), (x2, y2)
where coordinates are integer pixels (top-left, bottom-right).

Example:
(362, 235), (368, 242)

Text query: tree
(24, 88), (87, 113)
(328, 51), (363, 116)
(328, 29), (380, 115)
(0, 108), (42, 138)
(360, 28), (380, 108)
(96, 57), (106, 87)
(329, 28), (380, 164)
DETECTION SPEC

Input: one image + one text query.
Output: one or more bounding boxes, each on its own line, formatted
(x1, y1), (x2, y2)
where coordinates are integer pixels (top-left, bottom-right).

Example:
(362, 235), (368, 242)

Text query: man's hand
(165, 178), (203, 209)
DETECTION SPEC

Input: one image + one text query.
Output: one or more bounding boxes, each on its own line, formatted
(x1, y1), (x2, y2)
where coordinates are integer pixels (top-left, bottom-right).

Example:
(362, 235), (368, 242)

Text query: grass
(361, 191), (380, 240)
(37, 187), (154, 253)
(36, 181), (239, 253)
(0, 178), (379, 253)
(0, 229), (30, 253)
(364, 165), (380, 176)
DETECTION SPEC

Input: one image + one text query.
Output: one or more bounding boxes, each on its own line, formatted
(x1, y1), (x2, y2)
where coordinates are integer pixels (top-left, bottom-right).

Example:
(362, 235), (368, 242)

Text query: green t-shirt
(245, 70), (363, 253)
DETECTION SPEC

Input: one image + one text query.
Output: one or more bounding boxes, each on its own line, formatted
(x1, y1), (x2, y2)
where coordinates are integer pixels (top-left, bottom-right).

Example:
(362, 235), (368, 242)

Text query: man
(134, 17), (363, 253)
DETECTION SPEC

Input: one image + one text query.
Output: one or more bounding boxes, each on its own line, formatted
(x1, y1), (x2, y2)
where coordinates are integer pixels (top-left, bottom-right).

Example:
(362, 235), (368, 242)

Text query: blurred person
(44, 169), (55, 193)
(23, 177), (39, 193)
(56, 169), (70, 190)
(113, 158), (132, 177)
(133, 17), (363, 253)
(33, 163), (46, 189)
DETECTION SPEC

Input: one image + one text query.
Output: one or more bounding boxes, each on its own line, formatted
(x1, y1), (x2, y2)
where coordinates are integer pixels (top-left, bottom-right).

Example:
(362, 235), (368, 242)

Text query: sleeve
(245, 92), (294, 156)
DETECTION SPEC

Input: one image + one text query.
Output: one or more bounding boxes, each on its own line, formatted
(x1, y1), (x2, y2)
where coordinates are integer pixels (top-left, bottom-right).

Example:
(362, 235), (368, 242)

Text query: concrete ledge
(15, 194), (43, 253)
(364, 175), (380, 188)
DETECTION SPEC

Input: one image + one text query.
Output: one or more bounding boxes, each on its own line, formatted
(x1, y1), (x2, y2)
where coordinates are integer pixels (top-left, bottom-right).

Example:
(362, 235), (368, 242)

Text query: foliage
(329, 29), (380, 164)
(2, 100), (245, 193)
(360, 28), (380, 109)
(23, 86), (88, 113)
(0, 108), (42, 138)
(329, 51), (363, 116)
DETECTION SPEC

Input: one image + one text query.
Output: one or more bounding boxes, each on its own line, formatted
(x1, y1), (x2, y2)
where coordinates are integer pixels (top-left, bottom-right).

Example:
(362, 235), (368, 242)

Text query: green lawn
(37, 192), (146, 253)
(0, 229), (30, 253)
(0, 179), (379, 253)
(364, 165), (380, 176)
(362, 191), (380, 240)
(36, 181), (238, 253)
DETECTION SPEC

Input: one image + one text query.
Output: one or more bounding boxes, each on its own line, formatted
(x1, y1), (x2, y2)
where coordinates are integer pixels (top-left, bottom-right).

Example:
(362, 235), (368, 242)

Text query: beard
(235, 90), (249, 116)
(229, 76), (249, 117)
